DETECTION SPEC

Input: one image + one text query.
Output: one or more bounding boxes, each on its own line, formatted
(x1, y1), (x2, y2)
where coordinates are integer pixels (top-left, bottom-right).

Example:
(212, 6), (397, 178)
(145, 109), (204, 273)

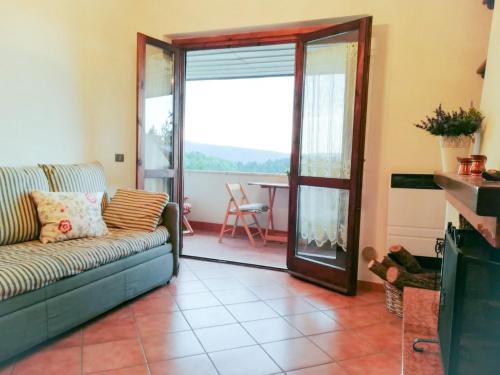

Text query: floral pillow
(31, 191), (109, 244)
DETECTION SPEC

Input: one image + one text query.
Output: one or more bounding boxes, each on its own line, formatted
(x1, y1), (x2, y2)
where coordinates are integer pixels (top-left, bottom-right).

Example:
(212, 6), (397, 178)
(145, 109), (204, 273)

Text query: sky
(184, 77), (294, 154)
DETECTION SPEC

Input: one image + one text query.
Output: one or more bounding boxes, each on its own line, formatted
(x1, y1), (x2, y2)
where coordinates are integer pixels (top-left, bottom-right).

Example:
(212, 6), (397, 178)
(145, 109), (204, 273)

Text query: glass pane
(299, 31), (358, 179)
(296, 185), (349, 270)
(144, 177), (172, 197)
(144, 44), (174, 170)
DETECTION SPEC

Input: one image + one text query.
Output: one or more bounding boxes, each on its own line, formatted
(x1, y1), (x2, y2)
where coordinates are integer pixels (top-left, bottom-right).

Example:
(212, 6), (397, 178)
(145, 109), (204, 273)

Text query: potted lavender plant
(415, 105), (483, 172)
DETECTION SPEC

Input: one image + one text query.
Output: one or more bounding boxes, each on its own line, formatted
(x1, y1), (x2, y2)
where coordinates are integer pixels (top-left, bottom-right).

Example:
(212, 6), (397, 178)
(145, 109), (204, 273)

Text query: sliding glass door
(287, 18), (372, 295)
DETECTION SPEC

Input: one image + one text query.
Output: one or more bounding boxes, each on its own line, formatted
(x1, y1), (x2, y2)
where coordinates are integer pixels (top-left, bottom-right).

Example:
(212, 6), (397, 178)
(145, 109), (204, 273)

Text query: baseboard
(357, 280), (384, 292)
(189, 221), (221, 233)
(189, 220), (287, 238)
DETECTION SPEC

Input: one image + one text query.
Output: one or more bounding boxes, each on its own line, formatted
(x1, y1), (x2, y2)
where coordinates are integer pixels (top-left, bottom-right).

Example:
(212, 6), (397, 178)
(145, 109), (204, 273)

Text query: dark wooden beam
(483, 0), (495, 9)
(477, 60), (486, 79)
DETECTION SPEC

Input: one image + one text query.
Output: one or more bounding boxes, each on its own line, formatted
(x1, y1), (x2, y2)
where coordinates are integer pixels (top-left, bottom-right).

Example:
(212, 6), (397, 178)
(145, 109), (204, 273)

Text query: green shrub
(415, 105), (483, 137)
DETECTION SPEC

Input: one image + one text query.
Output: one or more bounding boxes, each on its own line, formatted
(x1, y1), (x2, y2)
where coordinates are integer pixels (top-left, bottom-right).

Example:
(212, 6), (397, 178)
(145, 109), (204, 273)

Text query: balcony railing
(184, 170), (289, 231)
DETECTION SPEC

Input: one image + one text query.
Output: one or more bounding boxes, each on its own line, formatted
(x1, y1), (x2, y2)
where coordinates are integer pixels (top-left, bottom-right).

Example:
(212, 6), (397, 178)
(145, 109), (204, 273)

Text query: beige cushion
(0, 166), (50, 245)
(31, 191), (108, 244)
(103, 189), (169, 232)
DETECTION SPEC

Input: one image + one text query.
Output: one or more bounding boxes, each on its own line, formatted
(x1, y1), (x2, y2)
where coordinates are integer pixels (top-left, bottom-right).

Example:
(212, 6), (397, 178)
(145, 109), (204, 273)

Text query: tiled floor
(0, 259), (402, 375)
(183, 230), (287, 269)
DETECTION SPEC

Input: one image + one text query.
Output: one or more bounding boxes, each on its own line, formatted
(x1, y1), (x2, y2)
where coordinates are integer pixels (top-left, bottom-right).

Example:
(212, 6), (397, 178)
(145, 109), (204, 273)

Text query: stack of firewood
(368, 245), (440, 290)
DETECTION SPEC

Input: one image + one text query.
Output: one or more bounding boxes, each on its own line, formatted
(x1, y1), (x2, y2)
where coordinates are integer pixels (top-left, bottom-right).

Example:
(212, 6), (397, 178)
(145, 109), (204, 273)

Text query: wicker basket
(384, 281), (403, 318)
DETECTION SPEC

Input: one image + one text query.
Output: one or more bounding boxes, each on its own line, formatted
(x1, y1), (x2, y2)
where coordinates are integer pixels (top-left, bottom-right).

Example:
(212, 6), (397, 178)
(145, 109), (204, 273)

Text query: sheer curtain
(299, 42), (358, 249)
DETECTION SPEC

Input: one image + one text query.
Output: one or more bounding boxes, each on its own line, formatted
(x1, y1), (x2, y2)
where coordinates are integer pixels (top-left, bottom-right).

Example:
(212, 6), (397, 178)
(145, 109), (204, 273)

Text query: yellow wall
(480, 5), (500, 169)
(0, 0), (140, 190)
(1, 1), (91, 165)
(0, 1), (492, 281)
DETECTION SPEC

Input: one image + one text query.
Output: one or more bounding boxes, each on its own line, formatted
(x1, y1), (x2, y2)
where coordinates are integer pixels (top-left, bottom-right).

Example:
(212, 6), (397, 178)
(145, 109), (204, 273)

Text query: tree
(184, 151), (289, 173)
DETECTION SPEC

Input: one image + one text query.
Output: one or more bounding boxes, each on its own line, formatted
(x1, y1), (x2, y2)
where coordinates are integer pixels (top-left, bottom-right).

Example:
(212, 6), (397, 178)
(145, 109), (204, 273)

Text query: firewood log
(416, 270), (441, 281)
(386, 266), (439, 290)
(381, 256), (404, 270)
(388, 245), (425, 274)
(414, 273), (441, 283)
(383, 255), (439, 280)
(362, 246), (378, 262)
(368, 260), (389, 281)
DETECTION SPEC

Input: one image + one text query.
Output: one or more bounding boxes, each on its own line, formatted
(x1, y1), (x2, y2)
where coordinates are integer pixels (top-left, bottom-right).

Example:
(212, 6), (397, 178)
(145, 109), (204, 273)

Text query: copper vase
(470, 155), (487, 176)
(457, 157), (472, 175)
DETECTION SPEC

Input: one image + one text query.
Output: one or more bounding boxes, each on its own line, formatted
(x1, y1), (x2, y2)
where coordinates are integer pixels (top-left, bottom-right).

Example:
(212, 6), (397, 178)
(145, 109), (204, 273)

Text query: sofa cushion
(0, 166), (50, 245)
(103, 189), (169, 232)
(31, 191), (108, 243)
(39, 162), (109, 209)
(0, 227), (169, 301)
(0, 245), (172, 318)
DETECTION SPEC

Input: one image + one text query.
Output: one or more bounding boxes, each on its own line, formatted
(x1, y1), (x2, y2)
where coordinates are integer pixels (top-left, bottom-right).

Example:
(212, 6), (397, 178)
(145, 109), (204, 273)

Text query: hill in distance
(184, 141), (289, 163)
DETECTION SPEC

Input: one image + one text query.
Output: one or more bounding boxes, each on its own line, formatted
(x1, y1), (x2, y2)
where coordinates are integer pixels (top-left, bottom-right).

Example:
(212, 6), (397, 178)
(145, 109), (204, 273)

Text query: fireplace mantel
(434, 172), (500, 248)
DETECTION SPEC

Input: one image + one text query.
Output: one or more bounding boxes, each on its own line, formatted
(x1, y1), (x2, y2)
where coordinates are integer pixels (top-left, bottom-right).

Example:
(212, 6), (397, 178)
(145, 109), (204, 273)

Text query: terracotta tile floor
(183, 230), (287, 269)
(0, 259), (402, 375)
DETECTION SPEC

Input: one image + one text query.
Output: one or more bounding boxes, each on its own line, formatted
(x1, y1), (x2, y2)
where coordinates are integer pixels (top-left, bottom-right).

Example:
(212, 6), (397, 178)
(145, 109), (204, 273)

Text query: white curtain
(299, 42), (357, 249)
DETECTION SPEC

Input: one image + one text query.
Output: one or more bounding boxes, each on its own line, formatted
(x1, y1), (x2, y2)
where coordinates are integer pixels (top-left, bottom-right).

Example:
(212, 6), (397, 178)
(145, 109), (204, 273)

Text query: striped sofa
(0, 163), (179, 363)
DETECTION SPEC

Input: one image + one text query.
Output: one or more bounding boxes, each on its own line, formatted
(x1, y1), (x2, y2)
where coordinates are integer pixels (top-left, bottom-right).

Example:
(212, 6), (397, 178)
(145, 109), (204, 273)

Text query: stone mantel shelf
(434, 172), (500, 248)
(434, 172), (500, 217)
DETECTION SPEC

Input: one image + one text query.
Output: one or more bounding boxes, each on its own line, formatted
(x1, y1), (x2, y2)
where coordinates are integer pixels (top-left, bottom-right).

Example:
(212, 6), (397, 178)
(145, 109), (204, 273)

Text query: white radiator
(386, 175), (446, 257)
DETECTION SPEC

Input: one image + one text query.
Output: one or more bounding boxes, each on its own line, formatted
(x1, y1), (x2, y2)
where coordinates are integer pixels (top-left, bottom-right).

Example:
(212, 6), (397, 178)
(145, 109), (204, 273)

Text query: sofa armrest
(161, 202), (180, 275)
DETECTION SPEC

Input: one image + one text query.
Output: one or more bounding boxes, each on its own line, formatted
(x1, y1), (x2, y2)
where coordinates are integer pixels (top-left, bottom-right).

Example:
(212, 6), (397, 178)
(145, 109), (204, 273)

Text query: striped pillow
(0, 166), (50, 245)
(103, 189), (169, 232)
(39, 162), (109, 209)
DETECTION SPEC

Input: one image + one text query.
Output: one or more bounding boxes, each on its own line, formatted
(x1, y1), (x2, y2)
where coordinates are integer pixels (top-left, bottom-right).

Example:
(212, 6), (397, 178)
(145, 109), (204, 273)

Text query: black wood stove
(439, 224), (500, 374)
(434, 172), (500, 375)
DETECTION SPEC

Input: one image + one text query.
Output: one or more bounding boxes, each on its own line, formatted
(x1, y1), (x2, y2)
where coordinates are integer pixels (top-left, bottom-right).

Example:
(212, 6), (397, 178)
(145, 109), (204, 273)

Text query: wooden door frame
(136, 33), (186, 252)
(287, 17), (372, 295)
(173, 46), (186, 207)
(136, 33), (185, 204)
(171, 24), (337, 50)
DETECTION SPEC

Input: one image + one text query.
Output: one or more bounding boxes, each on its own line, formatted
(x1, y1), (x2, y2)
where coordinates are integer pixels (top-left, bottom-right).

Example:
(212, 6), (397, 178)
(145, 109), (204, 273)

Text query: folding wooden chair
(219, 183), (268, 247)
(182, 196), (194, 236)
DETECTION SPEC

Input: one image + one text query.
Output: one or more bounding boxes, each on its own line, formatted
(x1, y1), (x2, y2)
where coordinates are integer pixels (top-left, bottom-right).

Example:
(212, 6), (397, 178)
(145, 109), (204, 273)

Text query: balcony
(183, 170), (289, 269)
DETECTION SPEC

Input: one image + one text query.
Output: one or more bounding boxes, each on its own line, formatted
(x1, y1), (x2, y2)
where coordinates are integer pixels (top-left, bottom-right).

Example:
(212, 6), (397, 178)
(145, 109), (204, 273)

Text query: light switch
(115, 154), (124, 162)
